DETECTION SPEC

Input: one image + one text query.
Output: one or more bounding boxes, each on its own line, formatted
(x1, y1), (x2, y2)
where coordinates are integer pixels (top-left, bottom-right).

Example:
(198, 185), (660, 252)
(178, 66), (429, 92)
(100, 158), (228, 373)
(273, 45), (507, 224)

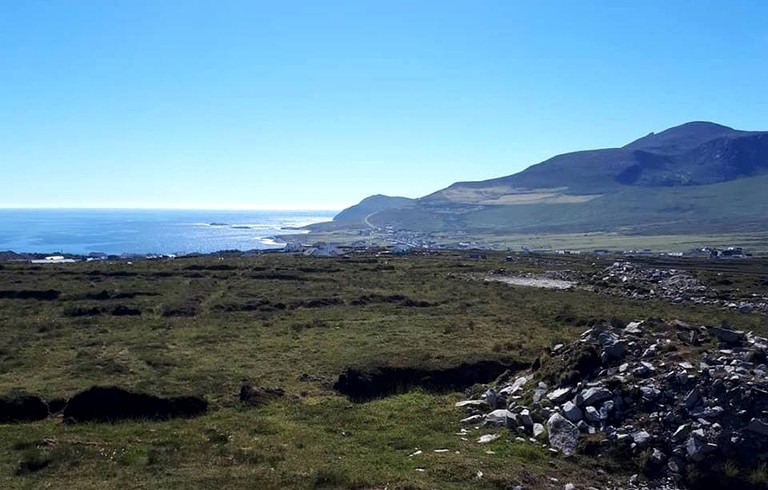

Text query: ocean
(0, 209), (337, 256)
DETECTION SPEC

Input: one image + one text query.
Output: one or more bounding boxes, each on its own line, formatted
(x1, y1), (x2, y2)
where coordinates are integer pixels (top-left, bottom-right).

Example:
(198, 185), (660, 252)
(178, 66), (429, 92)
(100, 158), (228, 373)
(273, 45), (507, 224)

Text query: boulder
(650, 448), (665, 465)
(599, 400), (614, 420)
(708, 325), (745, 344)
(640, 386), (660, 401)
(455, 399), (486, 408)
(683, 388), (701, 410)
(597, 331), (620, 348)
(739, 303), (753, 314)
(547, 413), (579, 457)
(577, 387), (612, 407)
(562, 401), (583, 423)
(509, 375), (531, 393)
(519, 408), (534, 427)
(506, 411), (519, 429)
(478, 433), (500, 444)
(533, 383), (548, 403)
(631, 429), (651, 447)
(642, 344), (658, 358)
(746, 418), (768, 436)
(685, 432), (715, 462)
(484, 409), (513, 426)
(598, 332), (628, 362)
(668, 455), (686, 474)
(547, 387), (572, 405)
(484, 388), (498, 408)
(584, 406), (601, 422)
(633, 364), (653, 377)
(461, 414), (484, 425)
(671, 424), (691, 442)
(624, 321), (644, 336)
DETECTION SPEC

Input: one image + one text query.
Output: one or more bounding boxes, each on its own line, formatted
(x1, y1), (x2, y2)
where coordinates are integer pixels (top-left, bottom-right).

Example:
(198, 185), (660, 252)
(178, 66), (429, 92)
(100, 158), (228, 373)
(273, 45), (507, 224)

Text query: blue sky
(1, 1), (766, 209)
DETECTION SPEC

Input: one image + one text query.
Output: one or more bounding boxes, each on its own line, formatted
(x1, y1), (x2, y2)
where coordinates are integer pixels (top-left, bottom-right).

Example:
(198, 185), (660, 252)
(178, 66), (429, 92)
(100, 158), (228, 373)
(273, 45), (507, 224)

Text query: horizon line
(0, 205), (345, 212)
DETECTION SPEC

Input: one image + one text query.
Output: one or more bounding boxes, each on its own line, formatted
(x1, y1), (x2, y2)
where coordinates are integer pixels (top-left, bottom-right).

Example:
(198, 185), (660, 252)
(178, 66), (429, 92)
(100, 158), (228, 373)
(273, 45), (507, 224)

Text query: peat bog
(0, 251), (766, 489)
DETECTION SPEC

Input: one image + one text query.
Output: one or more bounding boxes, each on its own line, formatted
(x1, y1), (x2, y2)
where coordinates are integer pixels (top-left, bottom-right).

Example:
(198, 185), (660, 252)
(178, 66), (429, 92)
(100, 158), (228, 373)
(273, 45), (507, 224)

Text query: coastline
(0, 208), (338, 257)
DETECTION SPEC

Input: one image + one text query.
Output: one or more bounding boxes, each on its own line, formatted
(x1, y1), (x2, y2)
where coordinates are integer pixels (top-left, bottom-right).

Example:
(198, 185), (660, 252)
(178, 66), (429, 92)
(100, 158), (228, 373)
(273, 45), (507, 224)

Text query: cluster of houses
(281, 241), (414, 257)
(547, 247), (750, 259)
(0, 241), (755, 263)
(699, 246), (749, 258)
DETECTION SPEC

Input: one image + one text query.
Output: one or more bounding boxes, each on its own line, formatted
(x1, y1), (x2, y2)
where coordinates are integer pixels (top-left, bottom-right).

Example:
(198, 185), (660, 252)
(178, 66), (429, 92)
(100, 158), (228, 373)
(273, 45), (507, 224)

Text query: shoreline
(0, 209), (338, 259)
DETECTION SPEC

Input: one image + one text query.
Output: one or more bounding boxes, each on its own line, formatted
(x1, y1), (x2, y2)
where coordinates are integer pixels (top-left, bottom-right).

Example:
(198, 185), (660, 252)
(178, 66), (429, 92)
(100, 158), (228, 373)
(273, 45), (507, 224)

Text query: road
(364, 212), (379, 229)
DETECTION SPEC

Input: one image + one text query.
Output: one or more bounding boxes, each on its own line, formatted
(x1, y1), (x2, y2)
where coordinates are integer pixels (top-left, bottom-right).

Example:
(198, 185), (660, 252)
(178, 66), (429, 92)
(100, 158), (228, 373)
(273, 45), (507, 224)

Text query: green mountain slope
(333, 194), (415, 223)
(333, 122), (768, 235)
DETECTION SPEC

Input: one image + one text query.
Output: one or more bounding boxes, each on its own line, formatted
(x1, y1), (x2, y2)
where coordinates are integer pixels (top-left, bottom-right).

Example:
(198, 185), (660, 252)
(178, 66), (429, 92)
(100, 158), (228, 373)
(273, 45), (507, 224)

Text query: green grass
(0, 252), (766, 488)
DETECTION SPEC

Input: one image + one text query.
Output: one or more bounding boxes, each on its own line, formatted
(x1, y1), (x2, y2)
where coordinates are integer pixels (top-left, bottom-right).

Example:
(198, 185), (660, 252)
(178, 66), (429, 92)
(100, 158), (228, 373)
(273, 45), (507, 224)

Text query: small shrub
(748, 462), (768, 486)
(117, 447), (146, 466)
(723, 460), (740, 479)
(146, 441), (182, 467)
(204, 427), (231, 445)
(313, 467), (349, 488)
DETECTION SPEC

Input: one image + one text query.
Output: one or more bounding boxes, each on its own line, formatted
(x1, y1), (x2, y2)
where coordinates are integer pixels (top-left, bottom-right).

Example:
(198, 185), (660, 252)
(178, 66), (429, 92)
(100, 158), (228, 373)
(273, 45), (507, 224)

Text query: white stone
(478, 434), (500, 444)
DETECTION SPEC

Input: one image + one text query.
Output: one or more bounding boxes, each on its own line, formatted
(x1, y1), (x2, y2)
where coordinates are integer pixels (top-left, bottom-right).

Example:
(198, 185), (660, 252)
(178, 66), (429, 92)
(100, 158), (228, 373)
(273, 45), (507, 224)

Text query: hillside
(333, 194), (415, 223)
(330, 122), (768, 235)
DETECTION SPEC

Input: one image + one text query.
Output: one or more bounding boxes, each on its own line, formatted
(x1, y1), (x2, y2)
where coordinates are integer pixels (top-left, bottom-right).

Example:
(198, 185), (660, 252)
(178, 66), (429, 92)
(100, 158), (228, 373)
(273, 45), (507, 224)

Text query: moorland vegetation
(0, 251), (766, 489)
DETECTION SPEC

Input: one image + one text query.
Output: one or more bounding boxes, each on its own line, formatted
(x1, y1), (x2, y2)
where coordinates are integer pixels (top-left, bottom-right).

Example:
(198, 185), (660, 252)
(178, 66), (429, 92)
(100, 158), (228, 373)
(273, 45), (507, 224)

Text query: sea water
(0, 209), (336, 256)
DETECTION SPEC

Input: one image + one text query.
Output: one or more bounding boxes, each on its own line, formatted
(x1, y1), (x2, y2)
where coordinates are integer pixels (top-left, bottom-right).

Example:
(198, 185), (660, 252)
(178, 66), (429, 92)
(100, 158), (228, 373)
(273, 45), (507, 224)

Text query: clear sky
(1, 1), (766, 210)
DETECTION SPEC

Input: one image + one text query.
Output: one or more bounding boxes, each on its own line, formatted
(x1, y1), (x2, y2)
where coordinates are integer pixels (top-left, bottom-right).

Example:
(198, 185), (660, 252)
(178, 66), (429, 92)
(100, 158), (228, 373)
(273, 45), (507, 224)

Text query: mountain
(333, 195), (415, 223)
(329, 122), (768, 235)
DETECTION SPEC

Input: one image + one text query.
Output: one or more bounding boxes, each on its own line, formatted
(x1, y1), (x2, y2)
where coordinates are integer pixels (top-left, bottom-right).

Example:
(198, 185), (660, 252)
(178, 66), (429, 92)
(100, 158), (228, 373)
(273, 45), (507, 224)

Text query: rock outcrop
(588, 261), (768, 315)
(454, 318), (768, 487)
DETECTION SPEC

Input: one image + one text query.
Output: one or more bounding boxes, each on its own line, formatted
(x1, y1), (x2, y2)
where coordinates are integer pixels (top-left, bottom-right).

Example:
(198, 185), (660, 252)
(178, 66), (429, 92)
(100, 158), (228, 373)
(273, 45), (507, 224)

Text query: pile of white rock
(455, 318), (768, 487)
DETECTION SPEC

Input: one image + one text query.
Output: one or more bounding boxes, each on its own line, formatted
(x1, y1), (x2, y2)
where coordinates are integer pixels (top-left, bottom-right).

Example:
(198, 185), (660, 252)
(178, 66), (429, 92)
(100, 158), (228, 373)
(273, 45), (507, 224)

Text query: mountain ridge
(327, 121), (768, 235)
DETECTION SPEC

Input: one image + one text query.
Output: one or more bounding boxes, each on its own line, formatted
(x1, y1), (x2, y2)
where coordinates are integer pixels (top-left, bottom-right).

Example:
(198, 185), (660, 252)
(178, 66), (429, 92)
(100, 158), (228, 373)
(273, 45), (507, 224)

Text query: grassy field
(302, 229), (768, 255)
(476, 231), (768, 254)
(1, 252), (766, 488)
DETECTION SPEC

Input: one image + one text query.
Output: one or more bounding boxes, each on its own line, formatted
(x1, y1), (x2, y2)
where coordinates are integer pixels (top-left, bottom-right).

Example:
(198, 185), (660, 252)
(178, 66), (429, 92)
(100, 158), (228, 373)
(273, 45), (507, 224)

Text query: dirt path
(364, 212), (378, 229)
